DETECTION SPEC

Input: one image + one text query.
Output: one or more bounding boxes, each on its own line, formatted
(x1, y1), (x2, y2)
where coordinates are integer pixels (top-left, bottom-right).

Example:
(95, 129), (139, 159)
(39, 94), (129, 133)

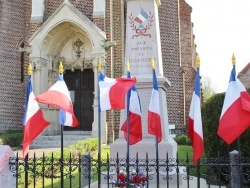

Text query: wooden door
(63, 69), (94, 131)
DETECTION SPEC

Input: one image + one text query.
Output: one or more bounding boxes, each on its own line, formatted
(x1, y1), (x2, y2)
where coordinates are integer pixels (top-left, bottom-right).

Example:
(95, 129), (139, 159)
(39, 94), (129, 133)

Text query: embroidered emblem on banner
(129, 8), (154, 39)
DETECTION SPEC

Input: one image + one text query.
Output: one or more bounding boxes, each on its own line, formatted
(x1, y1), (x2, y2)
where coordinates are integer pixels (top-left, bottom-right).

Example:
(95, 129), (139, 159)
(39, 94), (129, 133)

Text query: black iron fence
(8, 151), (250, 188)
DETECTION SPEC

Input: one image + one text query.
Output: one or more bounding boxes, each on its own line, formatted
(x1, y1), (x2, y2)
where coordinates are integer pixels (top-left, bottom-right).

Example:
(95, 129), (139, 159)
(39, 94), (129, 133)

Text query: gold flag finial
(27, 63), (32, 75)
(232, 53), (236, 65)
(97, 59), (102, 71)
(196, 55), (200, 67)
(126, 60), (130, 71)
(151, 56), (155, 69)
(59, 61), (64, 74)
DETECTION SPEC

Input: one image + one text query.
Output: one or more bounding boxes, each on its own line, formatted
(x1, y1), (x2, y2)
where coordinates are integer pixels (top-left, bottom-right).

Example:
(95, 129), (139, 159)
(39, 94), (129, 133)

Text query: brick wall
(69, 0), (93, 19)
(110, 0), (125, 141)
(44, 0), (64, 21)
(93, 17), (105, 31)
(179, 0), (196, 133)
(0, 0), (28, 132)
(104, 0), (113, 143)
(158, 0), (183, 133)
(104, 0), (123, 143)
(44, 0), (94, 22)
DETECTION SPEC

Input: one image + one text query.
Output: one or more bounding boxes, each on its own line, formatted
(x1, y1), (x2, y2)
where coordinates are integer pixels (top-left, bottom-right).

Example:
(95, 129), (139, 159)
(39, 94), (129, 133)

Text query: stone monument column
(110, 0), (177, 160)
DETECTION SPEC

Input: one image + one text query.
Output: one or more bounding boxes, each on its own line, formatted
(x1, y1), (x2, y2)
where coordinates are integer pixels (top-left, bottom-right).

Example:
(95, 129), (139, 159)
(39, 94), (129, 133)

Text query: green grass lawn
(177, 145), (193, 161)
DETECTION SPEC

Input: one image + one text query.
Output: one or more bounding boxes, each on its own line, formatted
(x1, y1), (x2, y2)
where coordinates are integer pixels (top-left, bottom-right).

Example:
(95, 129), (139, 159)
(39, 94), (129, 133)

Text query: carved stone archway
(28, 1), (107, 143)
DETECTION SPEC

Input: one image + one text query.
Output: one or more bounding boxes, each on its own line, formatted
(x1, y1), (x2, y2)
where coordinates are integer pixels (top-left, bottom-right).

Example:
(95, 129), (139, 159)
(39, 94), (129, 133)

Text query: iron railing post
(24, 154), (28, 188)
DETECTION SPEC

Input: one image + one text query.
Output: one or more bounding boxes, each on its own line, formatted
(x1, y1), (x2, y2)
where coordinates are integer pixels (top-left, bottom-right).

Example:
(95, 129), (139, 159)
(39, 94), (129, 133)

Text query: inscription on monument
(125, 1), (163, 76)
(129, 41), (155, 71)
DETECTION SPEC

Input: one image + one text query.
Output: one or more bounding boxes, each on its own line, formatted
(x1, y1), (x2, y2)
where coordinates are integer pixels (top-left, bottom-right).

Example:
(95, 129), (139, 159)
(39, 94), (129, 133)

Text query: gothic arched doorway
(63, 69), (94, 131)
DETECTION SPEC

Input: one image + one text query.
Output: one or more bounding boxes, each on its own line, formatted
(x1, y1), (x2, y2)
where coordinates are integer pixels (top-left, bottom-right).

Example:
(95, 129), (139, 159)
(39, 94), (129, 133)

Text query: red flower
(118, 173), (126, 182)
(132, 175), (140, 182)
(132, 175), (147, 183)
(139, 176), (147, 183)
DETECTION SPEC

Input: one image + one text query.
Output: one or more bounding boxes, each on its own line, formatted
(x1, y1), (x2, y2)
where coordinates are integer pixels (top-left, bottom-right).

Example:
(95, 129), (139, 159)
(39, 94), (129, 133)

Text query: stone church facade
(0, 0), (196, 144)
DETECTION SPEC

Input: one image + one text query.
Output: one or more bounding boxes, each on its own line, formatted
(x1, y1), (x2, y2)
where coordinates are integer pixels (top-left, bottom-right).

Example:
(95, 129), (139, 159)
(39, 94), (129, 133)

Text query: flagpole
(151, 57), (160, 187)
(126, 61), (131, 181)
(97, 60), (101, 188)
(59, 63), (64, 188)
(98, 92), (101, 188)
(155, 136), (159, 187)
(60, 124), (64, 188)
(126, 92), (130, 183)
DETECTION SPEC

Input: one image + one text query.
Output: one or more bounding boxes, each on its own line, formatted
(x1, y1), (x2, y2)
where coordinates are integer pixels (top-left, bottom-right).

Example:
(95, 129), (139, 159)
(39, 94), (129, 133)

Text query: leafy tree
(201, 75), (216, 102)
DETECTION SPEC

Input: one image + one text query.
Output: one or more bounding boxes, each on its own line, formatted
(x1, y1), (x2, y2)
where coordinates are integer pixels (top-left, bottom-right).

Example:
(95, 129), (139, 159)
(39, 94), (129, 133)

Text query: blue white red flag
(98, 72), (136, 111)
(121, 71), (142, 145)
(59, 109), (78, 127)
(35, 74), (79, 127)
(134, 8), (148, 24)
(218, 64), (250, 144)
(22, 75), (49, 158)
(148, 68), (162, 143)
(188, 66), (203, 164)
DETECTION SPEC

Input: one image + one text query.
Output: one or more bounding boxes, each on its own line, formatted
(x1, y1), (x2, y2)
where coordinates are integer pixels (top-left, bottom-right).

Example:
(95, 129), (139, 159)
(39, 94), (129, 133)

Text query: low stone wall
(0, 145), (16, 188)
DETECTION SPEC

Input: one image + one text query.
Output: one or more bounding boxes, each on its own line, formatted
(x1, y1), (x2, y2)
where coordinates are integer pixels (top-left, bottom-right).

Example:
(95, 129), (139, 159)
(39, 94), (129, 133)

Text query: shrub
(46, 138), (100, 159)
(176, 135), (186, 145)
(81, 138), (99, 153)
(201, 91), (250, 158)
(0, 130), (23, 147)
(201, 91), (250, 185)
(176, 135), (191, 145)
(186, 137), (192, 145)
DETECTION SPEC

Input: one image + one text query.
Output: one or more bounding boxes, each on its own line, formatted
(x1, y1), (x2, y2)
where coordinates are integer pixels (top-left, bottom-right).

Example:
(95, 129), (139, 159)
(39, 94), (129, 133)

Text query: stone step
(63, 131), (92, 135)
(37, 135), (90, 141)
(31, 131), (92, 148)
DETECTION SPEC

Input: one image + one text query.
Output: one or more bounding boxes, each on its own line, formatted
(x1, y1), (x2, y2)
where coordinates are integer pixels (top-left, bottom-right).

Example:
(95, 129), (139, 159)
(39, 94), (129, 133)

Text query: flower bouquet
(113, 168), (147, 188)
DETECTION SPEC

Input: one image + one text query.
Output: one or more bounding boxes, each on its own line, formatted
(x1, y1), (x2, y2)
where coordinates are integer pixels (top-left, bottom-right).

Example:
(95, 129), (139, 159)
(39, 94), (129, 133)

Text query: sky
(185, 0), (250, 93)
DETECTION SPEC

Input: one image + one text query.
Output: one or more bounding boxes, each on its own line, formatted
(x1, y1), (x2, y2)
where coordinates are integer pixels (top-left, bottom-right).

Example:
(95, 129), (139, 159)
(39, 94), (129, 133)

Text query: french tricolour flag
(134, 8), (149, 24)
(22, 75), (50, 158)
(35, 74), (79, 127)
(188, 66), (203, 164)
(218, 64), (250, 144)
(148, 68), (162, 143)
(59, 109), (78, 127)
(98, 72), (136, 111)
(121, 71), (142, 145)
